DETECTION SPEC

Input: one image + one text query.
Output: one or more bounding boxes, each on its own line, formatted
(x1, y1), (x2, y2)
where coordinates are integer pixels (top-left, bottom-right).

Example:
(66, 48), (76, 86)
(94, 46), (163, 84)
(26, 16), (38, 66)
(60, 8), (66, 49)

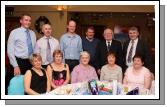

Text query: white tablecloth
(47, 80), (153, 95)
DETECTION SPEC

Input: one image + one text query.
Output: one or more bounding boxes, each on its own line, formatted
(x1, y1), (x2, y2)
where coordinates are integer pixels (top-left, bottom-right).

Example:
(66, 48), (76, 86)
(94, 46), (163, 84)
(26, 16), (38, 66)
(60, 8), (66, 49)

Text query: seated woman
(100, 51), (122, 83)
(47, 50), (70, 89)
(71, 51), (98, 83)
(24, 54), (50, 95)
(123, 54), (152, 90)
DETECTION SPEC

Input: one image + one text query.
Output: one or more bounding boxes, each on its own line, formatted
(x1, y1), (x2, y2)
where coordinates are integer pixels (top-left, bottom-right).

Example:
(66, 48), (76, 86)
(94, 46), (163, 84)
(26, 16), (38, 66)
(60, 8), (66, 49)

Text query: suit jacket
(123, 38), (154, 73)
(95, 39), (123, 70)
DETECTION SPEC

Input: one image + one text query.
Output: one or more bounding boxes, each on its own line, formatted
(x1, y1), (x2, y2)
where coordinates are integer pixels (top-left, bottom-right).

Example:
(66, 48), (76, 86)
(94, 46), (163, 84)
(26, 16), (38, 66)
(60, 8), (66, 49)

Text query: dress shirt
(106, 40), (112, 47)
(126, 38), (138, 66)
(60, 33), (83, 60)
(34, 36), (60, 65)
(7, 27), (36, 67)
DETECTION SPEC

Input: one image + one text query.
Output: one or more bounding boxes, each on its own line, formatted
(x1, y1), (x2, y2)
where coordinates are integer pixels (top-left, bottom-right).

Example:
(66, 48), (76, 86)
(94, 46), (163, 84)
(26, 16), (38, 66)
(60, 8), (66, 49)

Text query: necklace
(32, 67), (43, 76)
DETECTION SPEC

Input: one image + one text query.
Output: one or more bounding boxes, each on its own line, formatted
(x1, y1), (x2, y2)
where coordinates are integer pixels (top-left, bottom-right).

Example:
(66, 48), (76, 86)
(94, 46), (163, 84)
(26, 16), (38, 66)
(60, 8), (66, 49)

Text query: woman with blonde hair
(24, 54), (50, 95)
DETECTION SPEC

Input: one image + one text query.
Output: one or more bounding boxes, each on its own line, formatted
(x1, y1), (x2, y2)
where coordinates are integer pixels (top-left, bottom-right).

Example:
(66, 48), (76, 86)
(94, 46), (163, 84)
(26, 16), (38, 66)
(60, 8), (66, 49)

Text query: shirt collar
(67, 33), (77, 38)
(86, 36), (94, 42)
(106, 40), (112, 45)
(130, 38), (138, 44)
(44, 35), (52, 39)
(21, 26), (29, 32)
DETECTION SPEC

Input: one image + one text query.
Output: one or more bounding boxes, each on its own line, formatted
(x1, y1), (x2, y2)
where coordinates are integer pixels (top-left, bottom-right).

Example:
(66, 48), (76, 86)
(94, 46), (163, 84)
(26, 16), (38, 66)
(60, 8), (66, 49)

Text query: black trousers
(65, 59), (79, 73)
(15, 57), (32, 75)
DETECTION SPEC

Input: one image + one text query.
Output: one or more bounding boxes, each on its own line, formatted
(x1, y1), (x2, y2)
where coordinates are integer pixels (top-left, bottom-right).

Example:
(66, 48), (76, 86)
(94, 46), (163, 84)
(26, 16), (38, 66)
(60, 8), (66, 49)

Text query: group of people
(6, 14), (154, 95)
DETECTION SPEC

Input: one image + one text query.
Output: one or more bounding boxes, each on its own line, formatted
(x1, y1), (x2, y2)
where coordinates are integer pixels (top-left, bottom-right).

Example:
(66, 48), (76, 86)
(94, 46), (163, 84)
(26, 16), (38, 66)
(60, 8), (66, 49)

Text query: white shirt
(106, 40), (112, 47)
(126, 38), (138, 67)
(34, 36), (60, 65)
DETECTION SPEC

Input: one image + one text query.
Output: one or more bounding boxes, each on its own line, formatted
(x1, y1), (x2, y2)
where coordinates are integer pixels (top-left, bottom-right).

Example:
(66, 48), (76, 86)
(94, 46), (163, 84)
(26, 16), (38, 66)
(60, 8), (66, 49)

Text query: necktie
(46, 38), (52, 62)
(26, 29), (33, 56)
(127, 40), (134, 63)
(107, 41), (111, 51)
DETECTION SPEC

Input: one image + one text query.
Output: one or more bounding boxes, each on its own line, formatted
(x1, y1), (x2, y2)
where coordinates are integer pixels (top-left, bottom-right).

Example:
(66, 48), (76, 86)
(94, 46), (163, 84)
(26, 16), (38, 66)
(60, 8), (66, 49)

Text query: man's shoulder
(94, 38), (100, 42)
(29, 29), (36, 33)
(75, 34), (81, 39)
(11, 27), (21, 33)
(112, 39), (121, 44)
(98, 40), (105, 45)
(60, 33), (68, 39)
(137, 39), (146, 45)
(36, 37), (44, 44)
(81, 36), (87, 42)
(51, 36), (59, 43)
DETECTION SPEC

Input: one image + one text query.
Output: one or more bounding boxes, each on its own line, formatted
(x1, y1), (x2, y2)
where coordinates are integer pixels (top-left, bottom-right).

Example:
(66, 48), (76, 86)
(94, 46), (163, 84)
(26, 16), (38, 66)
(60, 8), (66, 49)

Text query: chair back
(8, 75), (24, 95)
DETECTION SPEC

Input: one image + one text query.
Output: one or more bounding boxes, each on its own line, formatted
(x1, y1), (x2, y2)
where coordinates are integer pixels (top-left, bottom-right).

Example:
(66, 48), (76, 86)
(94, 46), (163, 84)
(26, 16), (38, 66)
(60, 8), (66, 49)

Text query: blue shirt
(60, 33), (82, 60)
(7, 27), (36, 67)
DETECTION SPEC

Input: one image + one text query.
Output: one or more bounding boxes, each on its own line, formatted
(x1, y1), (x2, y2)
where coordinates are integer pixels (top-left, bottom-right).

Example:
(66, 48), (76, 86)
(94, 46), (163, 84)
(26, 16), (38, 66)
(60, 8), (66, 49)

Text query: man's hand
(14, 66), (21, 76)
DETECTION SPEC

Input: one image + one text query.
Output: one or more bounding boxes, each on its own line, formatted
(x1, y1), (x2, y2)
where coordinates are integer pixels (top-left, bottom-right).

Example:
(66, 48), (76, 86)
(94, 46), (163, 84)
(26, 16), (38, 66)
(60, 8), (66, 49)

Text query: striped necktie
(46, 38), (52, 62)
(127, 40), (134, 63)
(107, 41), (111, 52)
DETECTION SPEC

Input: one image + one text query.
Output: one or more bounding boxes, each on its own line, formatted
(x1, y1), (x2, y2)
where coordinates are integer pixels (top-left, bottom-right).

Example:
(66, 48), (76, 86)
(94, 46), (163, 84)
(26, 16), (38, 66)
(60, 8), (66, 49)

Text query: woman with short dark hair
(100, 51), (122, 83)
(123, 54), (152, 90)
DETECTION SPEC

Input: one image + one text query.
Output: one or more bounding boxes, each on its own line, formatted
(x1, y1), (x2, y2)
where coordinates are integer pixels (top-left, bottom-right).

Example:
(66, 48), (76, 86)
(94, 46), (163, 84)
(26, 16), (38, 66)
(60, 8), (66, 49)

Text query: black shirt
(30, 68), (47, 94)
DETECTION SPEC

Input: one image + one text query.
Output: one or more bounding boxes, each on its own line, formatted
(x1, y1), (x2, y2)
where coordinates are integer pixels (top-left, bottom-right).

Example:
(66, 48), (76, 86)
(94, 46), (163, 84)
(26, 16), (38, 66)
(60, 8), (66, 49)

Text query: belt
(15, 57), (29, 60)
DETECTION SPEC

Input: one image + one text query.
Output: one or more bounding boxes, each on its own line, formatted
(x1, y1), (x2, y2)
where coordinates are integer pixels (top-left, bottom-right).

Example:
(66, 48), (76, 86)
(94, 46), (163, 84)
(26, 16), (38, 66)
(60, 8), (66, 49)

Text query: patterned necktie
(25, 29), (33, 56)
(46, 38), (52, 62)
(107, 41), (111, 52)
(127, 40), (134, 63)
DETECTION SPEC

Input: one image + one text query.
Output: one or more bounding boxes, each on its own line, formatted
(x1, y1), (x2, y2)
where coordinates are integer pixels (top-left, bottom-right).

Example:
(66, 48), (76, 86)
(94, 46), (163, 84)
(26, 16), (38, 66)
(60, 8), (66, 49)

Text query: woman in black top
(24, 54), (51, 95)
(47, 50), (70, 89)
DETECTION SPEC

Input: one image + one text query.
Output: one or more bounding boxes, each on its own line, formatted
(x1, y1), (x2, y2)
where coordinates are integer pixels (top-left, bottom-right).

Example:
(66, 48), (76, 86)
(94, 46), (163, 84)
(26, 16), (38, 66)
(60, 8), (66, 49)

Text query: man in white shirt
(34, 24), (60, 69)
(123, 26), (153, 74)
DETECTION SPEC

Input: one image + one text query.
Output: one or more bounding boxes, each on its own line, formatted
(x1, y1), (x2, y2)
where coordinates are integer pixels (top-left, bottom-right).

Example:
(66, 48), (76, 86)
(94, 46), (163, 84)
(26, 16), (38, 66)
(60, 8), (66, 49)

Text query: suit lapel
(125, 40), (130, 56)
(102, 41), (108, 53)
(136, 39), (141, 54)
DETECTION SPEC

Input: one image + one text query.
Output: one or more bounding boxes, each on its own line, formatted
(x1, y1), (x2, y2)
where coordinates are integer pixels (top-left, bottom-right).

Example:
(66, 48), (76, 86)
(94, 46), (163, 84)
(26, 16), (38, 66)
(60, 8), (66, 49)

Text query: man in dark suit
(123, 26), (154, 74)
(95, 28), (123, 76)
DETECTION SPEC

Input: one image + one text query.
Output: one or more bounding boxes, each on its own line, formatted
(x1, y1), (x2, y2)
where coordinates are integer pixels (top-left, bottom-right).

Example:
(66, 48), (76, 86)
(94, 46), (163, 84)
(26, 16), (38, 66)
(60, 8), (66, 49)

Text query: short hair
(29, 53), (42, 65)
(107, 51), (116, 59)
(103, 28), (113, 35)
(42, 23), (52, 30)
(53, 49), (63, 58)
(42, 23), (51, 27)
(80, 51), (90, 59)
(86, 26), (95, 32)
(133, 54), (144, 63)
(67, 20), (76, 25)
(129, 26), (140, 33)
(20, 14), (31, 20)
